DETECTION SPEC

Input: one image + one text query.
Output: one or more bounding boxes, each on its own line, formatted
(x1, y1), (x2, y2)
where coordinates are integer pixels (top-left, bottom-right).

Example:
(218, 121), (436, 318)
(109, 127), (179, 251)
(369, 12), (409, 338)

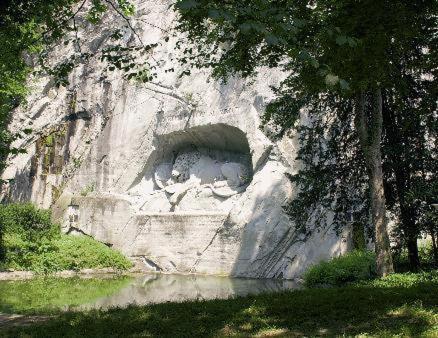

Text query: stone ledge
(135, 211), (229, 217)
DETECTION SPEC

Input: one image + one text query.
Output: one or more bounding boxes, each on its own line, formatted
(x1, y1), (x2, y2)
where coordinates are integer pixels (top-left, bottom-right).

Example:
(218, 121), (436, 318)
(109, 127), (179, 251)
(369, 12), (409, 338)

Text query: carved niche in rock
(154, 149), (250, 207)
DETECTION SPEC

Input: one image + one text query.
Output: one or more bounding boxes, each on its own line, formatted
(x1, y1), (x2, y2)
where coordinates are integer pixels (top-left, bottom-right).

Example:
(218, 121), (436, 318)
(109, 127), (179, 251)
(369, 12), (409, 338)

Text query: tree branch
(41, 0), (87, 42)
(103, 0), (144, 46)
(137, 18), (170, 34)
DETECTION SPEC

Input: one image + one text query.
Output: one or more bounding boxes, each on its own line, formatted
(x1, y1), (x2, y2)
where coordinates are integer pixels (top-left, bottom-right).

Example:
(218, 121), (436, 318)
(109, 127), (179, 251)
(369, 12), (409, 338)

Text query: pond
(0, 274), (300, 314)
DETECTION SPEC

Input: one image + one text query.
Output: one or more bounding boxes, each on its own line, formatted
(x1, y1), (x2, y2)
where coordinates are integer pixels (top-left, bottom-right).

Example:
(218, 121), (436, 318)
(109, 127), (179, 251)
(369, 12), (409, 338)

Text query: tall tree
(174, 0), (436, 275)
(382, 44), (437, 270)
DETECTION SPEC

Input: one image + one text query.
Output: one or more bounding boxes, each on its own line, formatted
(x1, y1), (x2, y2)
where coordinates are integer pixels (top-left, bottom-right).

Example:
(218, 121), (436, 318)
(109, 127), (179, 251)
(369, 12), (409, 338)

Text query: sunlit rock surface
(0, 0), (351, 279)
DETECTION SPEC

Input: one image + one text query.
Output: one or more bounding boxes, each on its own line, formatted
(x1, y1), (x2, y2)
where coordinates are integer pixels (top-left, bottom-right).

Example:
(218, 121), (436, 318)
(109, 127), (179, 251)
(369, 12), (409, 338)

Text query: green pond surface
(0, 274), (300, 314)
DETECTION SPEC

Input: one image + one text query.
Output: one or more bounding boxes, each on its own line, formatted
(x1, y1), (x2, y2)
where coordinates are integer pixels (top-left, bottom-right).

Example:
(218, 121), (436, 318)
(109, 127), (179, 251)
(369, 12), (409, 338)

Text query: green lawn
(1, 273), (437, 337)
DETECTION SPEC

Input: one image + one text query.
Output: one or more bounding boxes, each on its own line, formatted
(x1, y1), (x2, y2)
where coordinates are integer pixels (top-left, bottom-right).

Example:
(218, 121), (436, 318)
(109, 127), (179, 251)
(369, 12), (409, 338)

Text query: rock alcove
(131, 124), (253, 213)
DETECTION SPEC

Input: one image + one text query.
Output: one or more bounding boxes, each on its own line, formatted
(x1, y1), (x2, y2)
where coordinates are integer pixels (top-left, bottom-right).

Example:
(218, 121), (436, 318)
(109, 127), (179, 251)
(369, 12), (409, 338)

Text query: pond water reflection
(0, 274), (300, 313)
(81, 274), (300, 310)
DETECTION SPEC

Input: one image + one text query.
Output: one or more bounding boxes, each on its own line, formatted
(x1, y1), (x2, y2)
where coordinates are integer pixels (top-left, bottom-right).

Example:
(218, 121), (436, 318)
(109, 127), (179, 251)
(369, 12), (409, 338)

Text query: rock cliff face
(1, 0), (351, 279)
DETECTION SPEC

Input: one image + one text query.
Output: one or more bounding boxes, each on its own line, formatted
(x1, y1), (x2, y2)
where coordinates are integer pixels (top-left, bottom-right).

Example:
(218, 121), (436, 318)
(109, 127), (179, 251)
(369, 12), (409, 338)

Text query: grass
(1, 271), (437, 337)
(0, 203), (132, 273)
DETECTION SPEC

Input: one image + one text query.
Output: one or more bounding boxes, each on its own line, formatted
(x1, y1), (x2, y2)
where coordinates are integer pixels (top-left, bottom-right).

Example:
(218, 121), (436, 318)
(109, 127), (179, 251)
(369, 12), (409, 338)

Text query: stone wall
(1, 0), (351, 279)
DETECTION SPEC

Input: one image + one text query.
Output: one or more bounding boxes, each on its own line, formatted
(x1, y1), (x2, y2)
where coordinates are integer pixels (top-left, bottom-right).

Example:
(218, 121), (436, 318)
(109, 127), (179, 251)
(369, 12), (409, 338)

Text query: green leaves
(339, 79), (350, 90)
(100, 43), (158, 83)
(335, 35), (358, 47)
(239, 21), (266, 34)
(173, 0), (436, 269)
(335, 35), (348, 45)
(49, 61), (75, 87)
(207, 9), (221, 20)
(116, 0), (135, 16)
(86, 0), (108, 24)
(207, 8), (236, 23)
(298, 50), (311, 61)
(304, 251), (377, 287)
(264, 34), (280, 46)
(175, 0), (199, 10)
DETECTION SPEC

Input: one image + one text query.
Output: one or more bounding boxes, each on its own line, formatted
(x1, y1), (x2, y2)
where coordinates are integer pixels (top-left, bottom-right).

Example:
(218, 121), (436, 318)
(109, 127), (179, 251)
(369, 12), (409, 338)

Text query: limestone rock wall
(1, 0), (351, 279)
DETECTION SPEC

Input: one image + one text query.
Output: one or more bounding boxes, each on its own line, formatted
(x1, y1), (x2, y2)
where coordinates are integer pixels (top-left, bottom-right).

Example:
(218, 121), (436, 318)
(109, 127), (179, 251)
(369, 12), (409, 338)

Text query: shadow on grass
(1, 283), (437, 337)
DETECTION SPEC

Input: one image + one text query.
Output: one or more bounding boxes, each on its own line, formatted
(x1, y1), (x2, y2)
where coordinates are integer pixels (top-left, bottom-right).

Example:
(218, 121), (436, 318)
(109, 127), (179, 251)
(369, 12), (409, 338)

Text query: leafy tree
(174, 0), (437, 275)
(0, 1), (40, 178)
(382, 65), (437, 270)
(270, 6), (437, 272)
(0, 0), (156, 185)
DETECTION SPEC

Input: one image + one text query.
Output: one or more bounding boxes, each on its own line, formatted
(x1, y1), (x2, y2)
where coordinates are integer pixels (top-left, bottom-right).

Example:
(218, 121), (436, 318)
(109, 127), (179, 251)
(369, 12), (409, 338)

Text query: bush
(0, 203), (58, 242)
(0, 203), (132, 273)
(28, 235), (132, 273)
(304, 250), (376, 287)
(4, 235), (132, 273)
(0, 203), (59, 270)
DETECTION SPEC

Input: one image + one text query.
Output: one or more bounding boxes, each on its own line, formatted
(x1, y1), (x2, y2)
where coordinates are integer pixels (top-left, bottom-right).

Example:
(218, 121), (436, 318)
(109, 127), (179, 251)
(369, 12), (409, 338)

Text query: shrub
(0, 203), (58, 242)
(304, 250), (376, 287)
(4, 234), (132, 273)
(27, 235), (133, 273)
(0, 203), (59, 270)
(0, 203), (132, 273)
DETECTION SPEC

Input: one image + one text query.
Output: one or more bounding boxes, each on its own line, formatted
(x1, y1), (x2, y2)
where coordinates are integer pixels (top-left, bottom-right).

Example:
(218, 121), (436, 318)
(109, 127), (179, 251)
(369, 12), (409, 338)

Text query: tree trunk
(406, 236), (420, 271)
(430, 225), (438, 268)
(382, 95), (420, 271)
(354, 89), (394, 276)
(399, 205), (420, 271)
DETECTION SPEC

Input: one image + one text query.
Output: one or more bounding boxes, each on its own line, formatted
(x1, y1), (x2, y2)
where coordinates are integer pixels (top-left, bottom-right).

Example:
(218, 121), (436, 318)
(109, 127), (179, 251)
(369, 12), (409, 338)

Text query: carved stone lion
(154, 150), (250, 205)
(171, 150), (201, 182)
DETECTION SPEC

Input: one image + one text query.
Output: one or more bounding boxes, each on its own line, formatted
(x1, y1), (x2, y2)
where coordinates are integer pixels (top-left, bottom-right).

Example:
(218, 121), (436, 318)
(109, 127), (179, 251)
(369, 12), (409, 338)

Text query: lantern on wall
(67, 203), (79, 223)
